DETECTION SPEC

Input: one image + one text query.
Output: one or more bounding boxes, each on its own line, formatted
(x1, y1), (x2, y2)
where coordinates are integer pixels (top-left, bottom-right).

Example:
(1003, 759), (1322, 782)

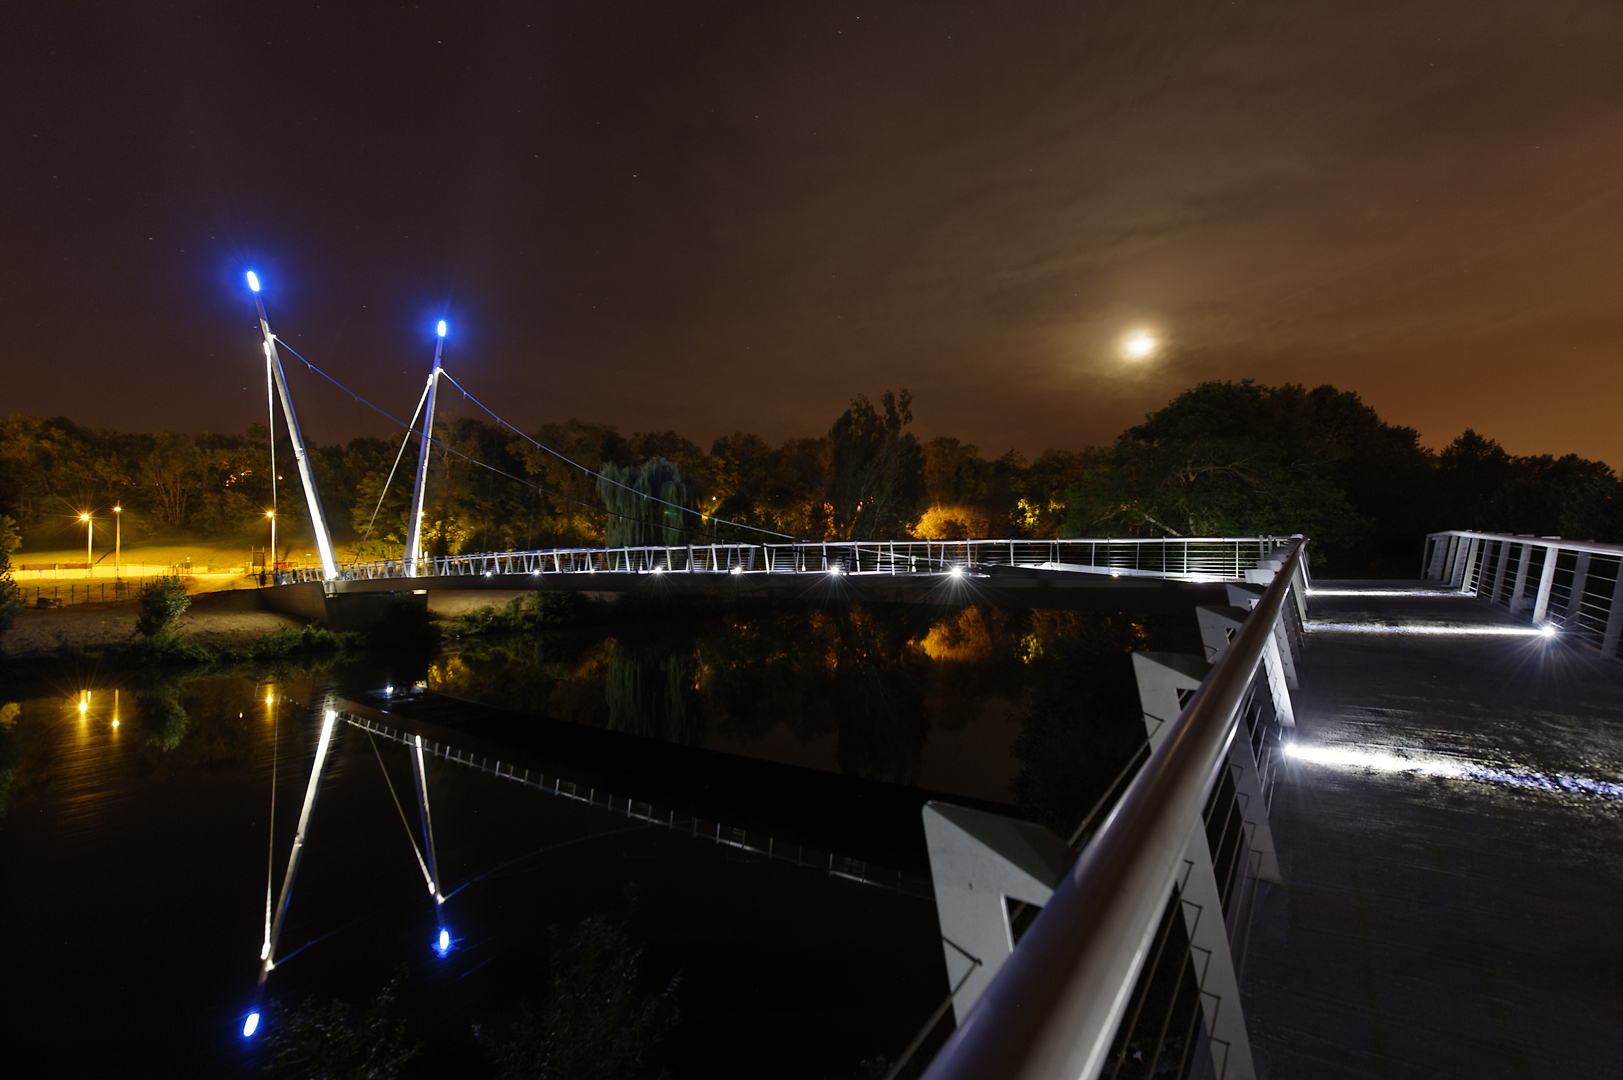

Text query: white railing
(919, 539), (1307, 1080)
(276, 536), (1300, 586)
(1424, 531), (1623, 659)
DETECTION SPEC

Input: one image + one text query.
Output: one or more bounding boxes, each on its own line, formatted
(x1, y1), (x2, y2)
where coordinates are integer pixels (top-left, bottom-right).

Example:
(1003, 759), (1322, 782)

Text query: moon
(1121, 329), (1158, 360)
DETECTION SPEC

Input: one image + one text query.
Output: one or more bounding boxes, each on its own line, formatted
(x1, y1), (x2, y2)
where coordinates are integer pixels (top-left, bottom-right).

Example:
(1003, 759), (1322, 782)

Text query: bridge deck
(1243, 582), (1623, 1078)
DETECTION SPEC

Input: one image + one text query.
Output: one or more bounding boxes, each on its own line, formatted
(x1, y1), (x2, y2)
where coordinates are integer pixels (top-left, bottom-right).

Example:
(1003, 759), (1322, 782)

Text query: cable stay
(245, 272), (796, 581)
(438, 367), (797, 541)
(367, 731), (435, 892)
(269, 337), (662, 530)
(350, 378), (430, 568)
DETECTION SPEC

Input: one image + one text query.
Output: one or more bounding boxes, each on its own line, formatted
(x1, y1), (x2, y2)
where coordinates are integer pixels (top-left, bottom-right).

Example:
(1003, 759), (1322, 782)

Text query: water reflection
(433, 601), (1166, 807)
(0, 598), (1188, 1076)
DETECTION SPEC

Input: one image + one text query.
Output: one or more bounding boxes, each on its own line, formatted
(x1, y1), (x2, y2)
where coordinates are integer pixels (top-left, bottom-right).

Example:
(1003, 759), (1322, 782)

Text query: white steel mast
(404, 320), (446, 574)
(247, 272), (338, 579)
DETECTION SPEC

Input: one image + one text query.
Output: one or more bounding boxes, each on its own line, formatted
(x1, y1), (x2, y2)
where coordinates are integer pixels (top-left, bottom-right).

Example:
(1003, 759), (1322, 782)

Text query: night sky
(4, 2), (1620, 465)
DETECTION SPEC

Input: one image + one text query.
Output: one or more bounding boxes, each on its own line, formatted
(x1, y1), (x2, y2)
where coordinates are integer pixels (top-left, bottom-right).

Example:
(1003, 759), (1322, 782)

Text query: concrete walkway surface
(1241, 581), (1623, 1079)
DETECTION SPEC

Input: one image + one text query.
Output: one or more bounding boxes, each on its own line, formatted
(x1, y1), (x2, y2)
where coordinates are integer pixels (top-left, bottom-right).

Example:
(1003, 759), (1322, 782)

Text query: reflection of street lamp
(79, 513), (93, 578)
(113, 505), (122, 578)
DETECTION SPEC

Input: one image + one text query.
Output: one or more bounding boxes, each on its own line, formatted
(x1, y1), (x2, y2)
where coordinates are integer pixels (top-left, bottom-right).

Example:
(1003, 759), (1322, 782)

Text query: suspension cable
(368, 732), (435, 891)
(350, 379), (430, 564)
(439, 367), (797, 540)
(270, 339), (629, 524)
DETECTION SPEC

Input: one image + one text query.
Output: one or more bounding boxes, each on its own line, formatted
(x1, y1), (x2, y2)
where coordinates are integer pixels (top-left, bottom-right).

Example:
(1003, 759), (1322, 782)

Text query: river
(0, 596), (1192, 1077)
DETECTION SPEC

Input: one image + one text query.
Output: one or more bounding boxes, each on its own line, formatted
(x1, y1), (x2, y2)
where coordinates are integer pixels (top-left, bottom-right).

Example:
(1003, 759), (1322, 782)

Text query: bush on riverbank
(0, 623), (363, 684)
(135, 576), (190, 640)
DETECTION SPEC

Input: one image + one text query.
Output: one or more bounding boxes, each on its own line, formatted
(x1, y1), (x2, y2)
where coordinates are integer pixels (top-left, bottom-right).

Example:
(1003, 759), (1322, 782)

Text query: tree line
(2, 380), (1618, 574)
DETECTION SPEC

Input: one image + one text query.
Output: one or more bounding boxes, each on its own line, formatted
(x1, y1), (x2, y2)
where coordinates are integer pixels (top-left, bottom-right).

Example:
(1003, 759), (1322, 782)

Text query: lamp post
(113, 505), (121, 579)
(266, 510), (276, 583)
(80, 513), (93, 579)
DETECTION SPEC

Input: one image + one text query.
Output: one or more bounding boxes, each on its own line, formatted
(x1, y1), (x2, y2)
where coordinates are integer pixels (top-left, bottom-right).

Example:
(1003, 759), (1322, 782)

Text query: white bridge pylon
(247, 275), (451, 582)
(404, 320), (446, 575)
(248, 272), (339, 580)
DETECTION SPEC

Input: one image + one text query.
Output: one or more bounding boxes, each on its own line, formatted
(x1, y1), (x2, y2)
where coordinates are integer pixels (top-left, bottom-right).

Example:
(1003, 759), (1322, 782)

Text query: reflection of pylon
(260, 707), (340, 986)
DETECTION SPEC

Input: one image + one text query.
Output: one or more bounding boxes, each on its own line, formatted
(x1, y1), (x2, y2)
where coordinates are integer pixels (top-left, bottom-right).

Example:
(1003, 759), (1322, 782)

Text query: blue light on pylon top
(246, 271), (261, 293)
(437, 320), (447, 338)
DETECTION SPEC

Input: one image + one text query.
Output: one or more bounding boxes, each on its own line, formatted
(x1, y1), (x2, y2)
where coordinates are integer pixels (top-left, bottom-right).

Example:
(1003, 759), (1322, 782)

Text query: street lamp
(265, 510), (276, 584)
(79, 513), (93, 579)
(112, 505), (122, 579)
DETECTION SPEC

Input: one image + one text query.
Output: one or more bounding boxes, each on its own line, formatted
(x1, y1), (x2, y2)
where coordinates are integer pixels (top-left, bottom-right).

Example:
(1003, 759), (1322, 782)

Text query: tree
(598, 457), (699, 547)
(827, 389), (923, 540)
(475, 911), (678, 1080)
(1559, 475), (1623, 543)
(517, 419), (629, 546)
(708, 432), (829, 539)
(142, 432), (203, 527)
(1062, 381), (1429, 568)
(1438, 430), (1620, 538)
(259, 968), (421, 1080)
(0, 515), (22, 644)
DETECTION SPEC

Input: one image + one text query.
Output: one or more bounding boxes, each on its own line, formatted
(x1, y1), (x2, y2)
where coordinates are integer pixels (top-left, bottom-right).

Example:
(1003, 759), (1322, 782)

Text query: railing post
(1568, 551), (1592, 626)
(1490, 539), (1513, 603)
(1532, 543), (1559, 622)
(1601, 560), (1623, 659)
(1510, 542), (1535, 610)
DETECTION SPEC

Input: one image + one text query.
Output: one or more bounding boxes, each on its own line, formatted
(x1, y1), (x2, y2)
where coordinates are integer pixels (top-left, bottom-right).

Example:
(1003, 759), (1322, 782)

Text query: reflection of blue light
(246, 271), (261, 293)
(437, 320), (447, 337)
(436, 928), (451, 955)
(243, 1011), (260, 1037)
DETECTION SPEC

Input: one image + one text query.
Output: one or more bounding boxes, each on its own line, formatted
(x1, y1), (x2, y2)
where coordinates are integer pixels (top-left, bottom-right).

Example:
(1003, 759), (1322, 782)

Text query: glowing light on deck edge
(1284, 742), (1623, 800)
(1304, 621), (1554, 637)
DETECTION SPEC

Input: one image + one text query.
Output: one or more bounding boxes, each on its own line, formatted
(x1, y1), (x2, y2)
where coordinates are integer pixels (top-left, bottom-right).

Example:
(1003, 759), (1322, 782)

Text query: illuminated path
(1241, 583), (1623, 1078)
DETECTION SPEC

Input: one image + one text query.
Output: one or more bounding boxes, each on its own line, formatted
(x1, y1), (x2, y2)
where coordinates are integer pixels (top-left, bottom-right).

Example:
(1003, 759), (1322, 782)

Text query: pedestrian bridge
(258, 536), (1303, 627)
(277, 535), (1299, 586)
(235, 281), (1623, 1076)
(246, 529), (1623, 1080)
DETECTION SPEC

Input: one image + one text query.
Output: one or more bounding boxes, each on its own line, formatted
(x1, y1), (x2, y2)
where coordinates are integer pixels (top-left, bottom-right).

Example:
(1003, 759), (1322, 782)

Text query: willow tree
(597, 457), (700, 547)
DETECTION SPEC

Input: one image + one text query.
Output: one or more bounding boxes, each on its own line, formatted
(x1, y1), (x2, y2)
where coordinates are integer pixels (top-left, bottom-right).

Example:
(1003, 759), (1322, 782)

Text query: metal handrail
(919, 539), (1305, 1080)
(1424, 529), (1623, 564)
(1424, 529), (1623, 659)
(275, 536), (1300, 586)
